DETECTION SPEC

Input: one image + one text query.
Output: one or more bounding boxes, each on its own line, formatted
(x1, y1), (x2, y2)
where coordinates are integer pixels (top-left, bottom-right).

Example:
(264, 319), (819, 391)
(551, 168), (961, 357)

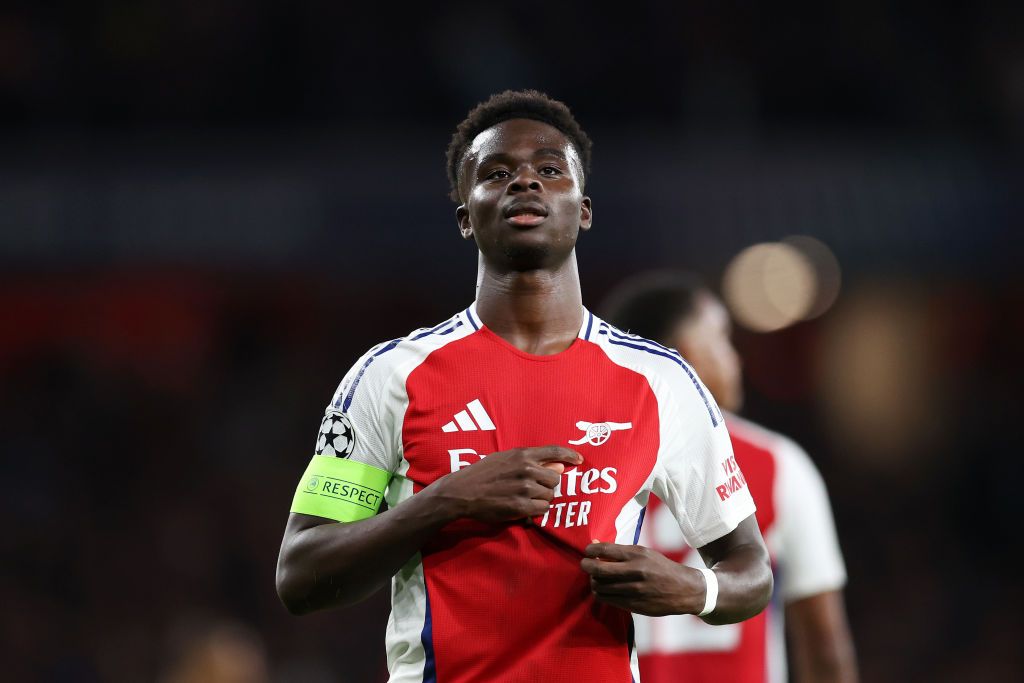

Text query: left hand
(580, 541), (705, 616)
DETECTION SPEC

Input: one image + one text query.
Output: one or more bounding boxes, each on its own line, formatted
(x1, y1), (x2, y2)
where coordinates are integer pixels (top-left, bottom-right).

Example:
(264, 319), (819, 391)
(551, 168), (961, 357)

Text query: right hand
(431, 446), (583, 524)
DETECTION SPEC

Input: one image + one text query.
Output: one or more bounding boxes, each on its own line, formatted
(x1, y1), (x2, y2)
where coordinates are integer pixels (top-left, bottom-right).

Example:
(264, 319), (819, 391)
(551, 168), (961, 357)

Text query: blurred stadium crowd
(1, 2), (1022, 682)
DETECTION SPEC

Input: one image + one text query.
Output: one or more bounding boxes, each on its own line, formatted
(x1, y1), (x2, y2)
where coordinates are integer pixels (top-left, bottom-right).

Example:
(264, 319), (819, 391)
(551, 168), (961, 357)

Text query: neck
(474, 251), (584, 355)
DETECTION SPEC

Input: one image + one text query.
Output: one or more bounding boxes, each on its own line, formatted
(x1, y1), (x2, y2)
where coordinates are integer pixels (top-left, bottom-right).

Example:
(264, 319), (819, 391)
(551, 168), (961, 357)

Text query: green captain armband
(290, 456), (391, 522)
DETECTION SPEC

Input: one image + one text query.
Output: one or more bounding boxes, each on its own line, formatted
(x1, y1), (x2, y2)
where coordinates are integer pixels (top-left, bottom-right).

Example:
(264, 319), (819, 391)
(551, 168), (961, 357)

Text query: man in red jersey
(603, 271), (858, 683)
(276, 91), (772, 682)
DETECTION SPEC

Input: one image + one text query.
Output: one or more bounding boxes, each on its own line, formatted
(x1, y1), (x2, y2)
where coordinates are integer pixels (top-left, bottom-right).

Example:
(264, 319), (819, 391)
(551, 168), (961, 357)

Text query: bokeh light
(817, 283), (946, 467)
(722, 242), (816, 332)
(783, 235), (842, 320)
(723, 237), (842, 332)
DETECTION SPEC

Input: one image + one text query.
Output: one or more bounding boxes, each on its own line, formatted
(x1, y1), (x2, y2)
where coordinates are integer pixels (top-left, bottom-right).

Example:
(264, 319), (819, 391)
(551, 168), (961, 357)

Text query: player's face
(456, 119), (592, 271)
(672, 292), (744, 413)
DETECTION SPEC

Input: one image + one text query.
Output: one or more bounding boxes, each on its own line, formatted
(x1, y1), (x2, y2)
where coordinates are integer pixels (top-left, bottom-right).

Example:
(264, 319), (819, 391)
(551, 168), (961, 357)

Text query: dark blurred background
(1, 2), (1022, 682)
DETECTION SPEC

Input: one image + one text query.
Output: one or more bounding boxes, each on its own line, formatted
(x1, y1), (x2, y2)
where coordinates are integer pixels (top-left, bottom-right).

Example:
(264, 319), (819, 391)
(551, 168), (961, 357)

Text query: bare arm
(694, 514), (774, 624)
(580, 514), (772, 623)
(276, 446), (582, 615)
(786, 590), (858, 683)
(276, 494), (454, 615)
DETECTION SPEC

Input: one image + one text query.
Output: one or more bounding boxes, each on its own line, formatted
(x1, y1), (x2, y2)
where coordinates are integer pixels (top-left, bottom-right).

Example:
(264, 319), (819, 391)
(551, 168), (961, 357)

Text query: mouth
(503, 202), (549, 227)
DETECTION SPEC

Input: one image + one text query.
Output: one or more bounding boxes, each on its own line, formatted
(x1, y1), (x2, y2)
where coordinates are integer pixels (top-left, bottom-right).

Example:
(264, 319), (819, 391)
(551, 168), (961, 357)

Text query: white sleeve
(650, 364), (757, 550)
(775, 439), (847, 602)
(312, 343), (403, 475)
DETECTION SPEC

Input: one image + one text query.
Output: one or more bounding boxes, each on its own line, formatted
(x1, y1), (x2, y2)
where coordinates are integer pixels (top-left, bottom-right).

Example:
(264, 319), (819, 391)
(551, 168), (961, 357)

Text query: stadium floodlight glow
(722, 242), (816, 332)
(783, 235), (842, 321)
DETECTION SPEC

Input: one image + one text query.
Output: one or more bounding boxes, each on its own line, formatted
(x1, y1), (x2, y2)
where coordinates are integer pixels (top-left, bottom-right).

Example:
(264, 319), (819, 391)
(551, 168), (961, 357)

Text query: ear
(456, 205), (474, 240)
(578, 196), (593, 232)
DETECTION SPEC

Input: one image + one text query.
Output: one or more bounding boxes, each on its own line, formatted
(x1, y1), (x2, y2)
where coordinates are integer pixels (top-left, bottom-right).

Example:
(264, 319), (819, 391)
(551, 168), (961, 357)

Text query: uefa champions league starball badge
(316, 410), (356, 457)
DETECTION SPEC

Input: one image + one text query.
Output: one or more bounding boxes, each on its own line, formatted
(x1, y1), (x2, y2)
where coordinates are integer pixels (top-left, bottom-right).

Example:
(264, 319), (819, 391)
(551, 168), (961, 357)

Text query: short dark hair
(446, 89), (593, 203)
(600, 271), (708, 344)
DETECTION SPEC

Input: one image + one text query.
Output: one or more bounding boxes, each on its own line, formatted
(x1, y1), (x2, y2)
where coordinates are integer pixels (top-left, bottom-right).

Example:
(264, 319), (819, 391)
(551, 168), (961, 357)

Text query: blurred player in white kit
(603, 271), (858, 683)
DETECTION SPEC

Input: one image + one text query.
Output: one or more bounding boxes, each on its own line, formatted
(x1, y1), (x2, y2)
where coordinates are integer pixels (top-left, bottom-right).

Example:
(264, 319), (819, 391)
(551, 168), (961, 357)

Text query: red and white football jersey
(635, 413), (847, 683)
(320, 304), (755, 683)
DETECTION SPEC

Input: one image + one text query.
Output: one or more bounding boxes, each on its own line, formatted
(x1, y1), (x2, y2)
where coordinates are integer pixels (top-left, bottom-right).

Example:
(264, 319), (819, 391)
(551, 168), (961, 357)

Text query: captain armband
(290, 455), (391, 522)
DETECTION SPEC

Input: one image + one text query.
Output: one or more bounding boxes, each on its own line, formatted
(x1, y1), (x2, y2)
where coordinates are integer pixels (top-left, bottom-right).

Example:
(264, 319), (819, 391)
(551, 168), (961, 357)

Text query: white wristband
(697, 567), (719, 617)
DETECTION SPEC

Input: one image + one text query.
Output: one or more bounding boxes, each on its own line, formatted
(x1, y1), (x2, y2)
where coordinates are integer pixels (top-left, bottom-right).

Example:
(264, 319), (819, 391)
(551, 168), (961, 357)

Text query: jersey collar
(463, 302), (597, 341)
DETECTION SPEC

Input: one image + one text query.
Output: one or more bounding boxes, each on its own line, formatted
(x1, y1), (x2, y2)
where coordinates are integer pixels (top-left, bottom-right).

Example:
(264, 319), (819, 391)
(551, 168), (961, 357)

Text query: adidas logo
(442, 399), (496, 433)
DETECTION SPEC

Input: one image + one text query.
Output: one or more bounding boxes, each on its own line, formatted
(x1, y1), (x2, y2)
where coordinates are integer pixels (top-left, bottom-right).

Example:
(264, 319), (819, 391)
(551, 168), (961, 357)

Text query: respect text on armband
(291, 456), (390, 522)
(305, 475), (383, 511)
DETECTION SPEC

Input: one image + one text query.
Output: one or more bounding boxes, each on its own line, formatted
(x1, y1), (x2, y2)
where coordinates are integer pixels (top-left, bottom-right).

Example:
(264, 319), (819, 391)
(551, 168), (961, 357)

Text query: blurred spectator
(603, 271), (857, 683)
(158, 617), (269, 683)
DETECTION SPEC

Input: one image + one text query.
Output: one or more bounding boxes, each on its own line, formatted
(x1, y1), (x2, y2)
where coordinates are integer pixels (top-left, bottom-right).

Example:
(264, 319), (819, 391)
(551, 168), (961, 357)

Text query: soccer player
(602, 271), (857, 683)
(275, 91), (773, 683)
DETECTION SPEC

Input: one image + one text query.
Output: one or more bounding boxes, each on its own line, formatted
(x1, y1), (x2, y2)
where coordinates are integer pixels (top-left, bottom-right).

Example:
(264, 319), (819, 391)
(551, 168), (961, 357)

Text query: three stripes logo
(442, 399), (496, 433)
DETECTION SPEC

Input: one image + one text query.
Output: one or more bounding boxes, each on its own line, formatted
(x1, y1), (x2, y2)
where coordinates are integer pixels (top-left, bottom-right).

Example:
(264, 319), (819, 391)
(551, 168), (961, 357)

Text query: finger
(527, 499), (550, 516)
(591, 591), (647, 613)
(523, 481), (554, 502)
(580, 558), (645, 581)
(584, 542), (638, 561)
(531, 446), (584, 466)
(591, 578), (646, 596)
(526, 464), (561, 489)
(541, 462), (565, 475)
(511, 478), (555, 504)
(514, 498), (550, 519)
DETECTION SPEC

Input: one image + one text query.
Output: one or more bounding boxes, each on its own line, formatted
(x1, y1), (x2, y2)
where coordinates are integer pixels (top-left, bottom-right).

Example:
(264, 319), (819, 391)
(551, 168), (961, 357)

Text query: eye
(540, 166), (562, 176)
(485, 169), (511, 180)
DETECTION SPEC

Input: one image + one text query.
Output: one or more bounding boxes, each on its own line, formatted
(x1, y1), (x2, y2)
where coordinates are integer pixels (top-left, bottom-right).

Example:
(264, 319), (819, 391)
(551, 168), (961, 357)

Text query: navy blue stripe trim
(606, 327), (680, 356)
(769, 559), (783, 612)
(607, 339), (720, 427)
(607, 338), (680, 365)
(411, 317), (457, 341)
(339, 316), (464, 412)
(338, 337), (402, 410)
(632, 506), (646, 545)
(679, 358), (723, 426)
(464, 306), (480, 330)
(421, 583), (437, 683)
(584, 311), (594, 340)
(436, 321), (462, 335)
(628, 508), (644, 676)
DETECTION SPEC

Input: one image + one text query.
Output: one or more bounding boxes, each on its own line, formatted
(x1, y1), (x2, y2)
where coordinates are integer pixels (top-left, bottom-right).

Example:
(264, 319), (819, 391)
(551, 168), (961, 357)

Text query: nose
(507, 166), (542, 194)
